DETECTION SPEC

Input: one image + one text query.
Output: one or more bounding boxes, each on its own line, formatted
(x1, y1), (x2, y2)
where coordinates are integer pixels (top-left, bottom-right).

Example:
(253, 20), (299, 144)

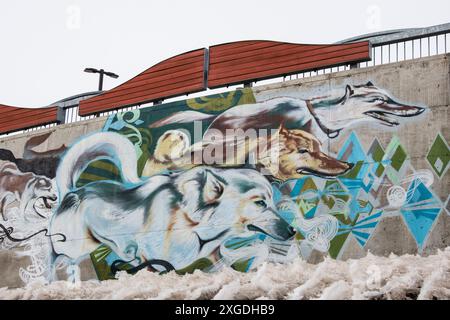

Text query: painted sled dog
(141, 81), (425, 180)
(142, 126), (353, 181)
(149, 81), (425, 141)
(49, 132), (296, 272)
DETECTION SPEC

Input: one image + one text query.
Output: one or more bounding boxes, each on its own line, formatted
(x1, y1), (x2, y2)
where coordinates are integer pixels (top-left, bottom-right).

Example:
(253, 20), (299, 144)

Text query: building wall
(0, 54), (448, 288)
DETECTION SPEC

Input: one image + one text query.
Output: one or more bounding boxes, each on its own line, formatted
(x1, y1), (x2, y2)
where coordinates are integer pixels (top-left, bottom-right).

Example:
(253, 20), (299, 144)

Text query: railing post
(57, 106), (66, 124)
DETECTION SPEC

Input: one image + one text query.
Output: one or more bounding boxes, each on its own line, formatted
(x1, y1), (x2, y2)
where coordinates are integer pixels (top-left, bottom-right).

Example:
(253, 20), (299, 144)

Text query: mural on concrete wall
(0, 82), (448, 284)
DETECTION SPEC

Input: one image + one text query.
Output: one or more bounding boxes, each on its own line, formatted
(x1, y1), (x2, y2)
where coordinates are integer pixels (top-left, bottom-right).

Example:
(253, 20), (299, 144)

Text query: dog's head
(28, 177), (58, 218)
(312, 81), (426, 132)
(347, 82), (425, 125)
(344, 82), (426, 126)
(0, 161), (57, 219)
(175, 167), (296, 244)
(267, 127), (353, 180)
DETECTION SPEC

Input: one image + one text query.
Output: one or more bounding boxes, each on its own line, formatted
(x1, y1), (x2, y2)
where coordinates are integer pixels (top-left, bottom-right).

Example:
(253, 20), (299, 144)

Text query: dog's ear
(302, 120), (313, 132)
(175, 168), (225, 221)
(202, 169), (224, 204)
(366, 81), (374, 87)
(345, 85), (354, 96)
(343, 85), (354, 103)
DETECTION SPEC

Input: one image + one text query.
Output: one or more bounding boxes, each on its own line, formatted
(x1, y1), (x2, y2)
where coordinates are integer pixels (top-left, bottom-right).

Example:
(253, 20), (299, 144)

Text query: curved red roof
(208, 40), (370, 88)
(79, 40), (370, 116)
(1, 40), (371, 130)
(0, 104), (59, 135)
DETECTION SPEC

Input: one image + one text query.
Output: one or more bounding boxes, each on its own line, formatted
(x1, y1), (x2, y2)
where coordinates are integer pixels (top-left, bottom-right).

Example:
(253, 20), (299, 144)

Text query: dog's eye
(254, 200), (267, 209)
(298, 148), (309, 154)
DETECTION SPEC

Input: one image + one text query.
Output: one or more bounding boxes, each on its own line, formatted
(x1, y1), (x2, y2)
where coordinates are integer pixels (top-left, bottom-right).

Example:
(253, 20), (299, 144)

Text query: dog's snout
(415, 106), (426, 115)
(286, 225), (296, 238)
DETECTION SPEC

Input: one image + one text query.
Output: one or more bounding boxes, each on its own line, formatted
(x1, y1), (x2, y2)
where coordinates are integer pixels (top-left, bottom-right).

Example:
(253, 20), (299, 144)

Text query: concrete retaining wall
(0, 54), (448, 288)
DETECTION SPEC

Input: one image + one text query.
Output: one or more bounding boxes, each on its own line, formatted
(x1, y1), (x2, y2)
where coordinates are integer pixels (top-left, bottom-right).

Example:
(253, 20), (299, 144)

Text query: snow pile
(1, 248), (450, 300)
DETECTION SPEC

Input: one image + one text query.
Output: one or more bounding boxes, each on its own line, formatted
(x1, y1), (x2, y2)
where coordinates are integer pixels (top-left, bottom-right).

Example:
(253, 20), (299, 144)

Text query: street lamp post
(84, 68), (119, 91)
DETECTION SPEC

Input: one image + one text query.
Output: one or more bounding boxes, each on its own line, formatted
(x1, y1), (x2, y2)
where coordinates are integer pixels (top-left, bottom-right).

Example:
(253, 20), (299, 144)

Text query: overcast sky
(1, 0), (449, 107)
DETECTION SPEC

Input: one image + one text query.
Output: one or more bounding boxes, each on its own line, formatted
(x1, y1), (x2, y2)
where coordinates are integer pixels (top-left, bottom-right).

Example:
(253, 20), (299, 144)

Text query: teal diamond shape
(348, 210), (382, 247)
(400, 179), (441, 249)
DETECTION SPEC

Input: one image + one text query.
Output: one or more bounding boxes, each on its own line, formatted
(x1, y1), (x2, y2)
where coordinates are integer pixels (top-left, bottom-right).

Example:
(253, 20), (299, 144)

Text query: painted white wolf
(49, 132), (295, 272)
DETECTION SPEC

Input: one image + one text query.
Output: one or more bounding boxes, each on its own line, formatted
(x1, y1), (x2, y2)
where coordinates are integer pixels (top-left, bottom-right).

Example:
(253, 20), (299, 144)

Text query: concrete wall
(0, 54), (448, 288)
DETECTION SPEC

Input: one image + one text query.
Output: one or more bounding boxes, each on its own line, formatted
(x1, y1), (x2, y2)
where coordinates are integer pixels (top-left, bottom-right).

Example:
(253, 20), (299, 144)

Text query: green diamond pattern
(368, 139), (385, 162)
(391, 145), (407, 171)
(375, 164), (385, 177)
(368, 139), (386, 177)
(426, 133), (450, 178)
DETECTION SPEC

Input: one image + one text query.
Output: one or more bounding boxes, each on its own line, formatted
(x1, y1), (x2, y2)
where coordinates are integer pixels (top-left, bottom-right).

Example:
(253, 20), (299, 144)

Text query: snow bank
(1, 248), (450, 300)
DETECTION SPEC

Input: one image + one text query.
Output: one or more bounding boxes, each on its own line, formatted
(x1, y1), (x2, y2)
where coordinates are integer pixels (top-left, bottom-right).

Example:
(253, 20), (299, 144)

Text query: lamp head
(84, 68), (99, 73)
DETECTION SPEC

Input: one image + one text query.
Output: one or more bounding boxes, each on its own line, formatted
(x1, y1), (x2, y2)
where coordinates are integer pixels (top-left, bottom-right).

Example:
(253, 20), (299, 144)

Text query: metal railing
(1, 22), (449, 138)
(282, 22), (450, 81)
